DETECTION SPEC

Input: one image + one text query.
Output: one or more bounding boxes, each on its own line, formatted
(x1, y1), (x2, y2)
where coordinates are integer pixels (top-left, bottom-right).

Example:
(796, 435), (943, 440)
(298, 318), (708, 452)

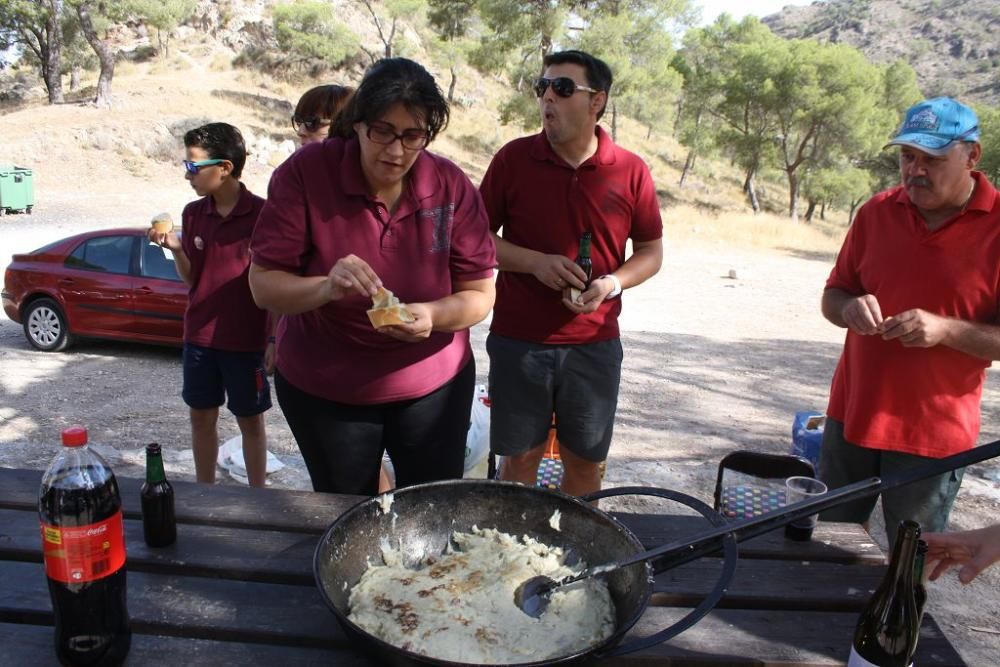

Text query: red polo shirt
(181, 184), (268, 352)
(826, 171), (1000, 458)
(480, 127), (662, 344)
(251, 137), (496, 404)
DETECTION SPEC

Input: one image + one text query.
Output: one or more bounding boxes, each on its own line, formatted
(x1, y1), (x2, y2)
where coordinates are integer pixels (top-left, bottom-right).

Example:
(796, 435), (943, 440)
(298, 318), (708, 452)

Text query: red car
(2, 228), (187, 351)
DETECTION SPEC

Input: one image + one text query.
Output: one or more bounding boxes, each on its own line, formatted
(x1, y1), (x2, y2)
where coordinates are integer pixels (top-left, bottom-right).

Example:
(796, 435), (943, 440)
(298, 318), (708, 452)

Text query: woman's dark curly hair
(333, 58), (449, 142)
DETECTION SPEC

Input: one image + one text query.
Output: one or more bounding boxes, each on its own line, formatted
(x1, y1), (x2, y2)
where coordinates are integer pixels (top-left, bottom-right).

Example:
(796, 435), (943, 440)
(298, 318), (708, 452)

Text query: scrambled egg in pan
(348, 526), (615, 664)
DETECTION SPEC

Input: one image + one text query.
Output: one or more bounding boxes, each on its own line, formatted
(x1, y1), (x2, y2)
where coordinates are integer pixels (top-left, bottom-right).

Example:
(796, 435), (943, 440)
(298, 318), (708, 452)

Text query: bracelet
(600, 274), (622, 299)
(267, 336), (276, 343)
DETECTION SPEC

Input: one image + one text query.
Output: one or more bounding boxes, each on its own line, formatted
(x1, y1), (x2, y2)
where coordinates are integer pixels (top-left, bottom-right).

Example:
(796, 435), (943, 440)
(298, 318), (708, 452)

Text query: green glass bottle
(140, 443), (176, 548)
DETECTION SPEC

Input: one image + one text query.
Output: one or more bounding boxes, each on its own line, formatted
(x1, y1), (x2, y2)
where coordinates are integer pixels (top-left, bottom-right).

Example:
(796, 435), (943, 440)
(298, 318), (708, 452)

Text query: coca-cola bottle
(38, 426), (131, 666)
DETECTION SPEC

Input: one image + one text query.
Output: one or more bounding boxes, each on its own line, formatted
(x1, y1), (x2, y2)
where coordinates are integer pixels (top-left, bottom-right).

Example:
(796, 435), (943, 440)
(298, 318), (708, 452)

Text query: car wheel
(23, 298), (73, 352)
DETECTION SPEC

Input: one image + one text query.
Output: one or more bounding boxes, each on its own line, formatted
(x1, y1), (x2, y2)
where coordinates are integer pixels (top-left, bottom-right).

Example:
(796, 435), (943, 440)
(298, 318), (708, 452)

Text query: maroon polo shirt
(480, 127), (663, 344)
(251, 137), (496, 404)
(181, 183), (268, 352)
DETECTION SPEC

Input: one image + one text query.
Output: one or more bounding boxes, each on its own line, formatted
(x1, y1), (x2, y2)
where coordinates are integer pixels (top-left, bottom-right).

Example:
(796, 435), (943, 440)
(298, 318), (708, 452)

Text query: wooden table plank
(0, 560), (963, 667)
(0, 467), (884, 563)
(0, 508), (318, 585)
(621, 512), (885, 565)
(0, 561), (345, 648)
(0, 467), (363, 535)
(653, 558), (883, 612)
(610, 608), (966, 666)
(0, 506), (885, 610)
(0, 622), (375, 666)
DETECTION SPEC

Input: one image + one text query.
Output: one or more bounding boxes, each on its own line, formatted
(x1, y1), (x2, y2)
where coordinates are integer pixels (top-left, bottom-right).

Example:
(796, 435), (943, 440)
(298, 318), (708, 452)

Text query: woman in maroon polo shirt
(249, 58), (497, 495)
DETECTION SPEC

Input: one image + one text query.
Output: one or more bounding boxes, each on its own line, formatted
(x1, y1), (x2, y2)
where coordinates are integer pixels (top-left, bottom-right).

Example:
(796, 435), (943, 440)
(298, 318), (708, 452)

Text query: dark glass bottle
(910, 539), (928, 658)
(140, 443), (176, 548)
(848, 520), (921, 667)
(39, 426), (131, 666)
(575, 232), (593, 290)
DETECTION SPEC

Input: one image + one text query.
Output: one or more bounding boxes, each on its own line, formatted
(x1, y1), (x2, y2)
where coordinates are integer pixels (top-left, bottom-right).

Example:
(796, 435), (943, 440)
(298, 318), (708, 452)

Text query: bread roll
(367, 287), (415, 328)
(151, 212), (174, 234)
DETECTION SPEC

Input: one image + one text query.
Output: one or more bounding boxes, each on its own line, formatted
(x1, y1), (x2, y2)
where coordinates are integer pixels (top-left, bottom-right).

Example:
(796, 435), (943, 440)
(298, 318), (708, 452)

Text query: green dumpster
(0, 165), (34, 215)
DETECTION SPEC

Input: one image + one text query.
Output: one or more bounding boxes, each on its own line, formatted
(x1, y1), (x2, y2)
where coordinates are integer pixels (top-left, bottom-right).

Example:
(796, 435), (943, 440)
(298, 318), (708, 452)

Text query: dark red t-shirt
(825, 172), (1000, 457)
(251, 137), (496, 404)
(480, 127), (662, 344)
(181, 184), (268, 352)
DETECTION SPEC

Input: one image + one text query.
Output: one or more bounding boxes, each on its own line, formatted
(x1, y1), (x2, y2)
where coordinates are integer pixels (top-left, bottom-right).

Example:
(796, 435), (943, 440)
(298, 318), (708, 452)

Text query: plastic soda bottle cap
(61, 426), (88, 447)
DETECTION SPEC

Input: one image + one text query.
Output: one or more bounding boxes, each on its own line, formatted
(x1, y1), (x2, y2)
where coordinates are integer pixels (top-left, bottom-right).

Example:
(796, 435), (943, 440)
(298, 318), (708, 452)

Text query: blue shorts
(182, 344), (272, 417)
(486, 333), (622, 462)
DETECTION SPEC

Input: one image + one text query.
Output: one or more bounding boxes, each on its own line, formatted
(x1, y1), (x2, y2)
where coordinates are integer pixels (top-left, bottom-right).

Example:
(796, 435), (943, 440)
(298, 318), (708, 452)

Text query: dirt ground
(1, 188), (998, 663)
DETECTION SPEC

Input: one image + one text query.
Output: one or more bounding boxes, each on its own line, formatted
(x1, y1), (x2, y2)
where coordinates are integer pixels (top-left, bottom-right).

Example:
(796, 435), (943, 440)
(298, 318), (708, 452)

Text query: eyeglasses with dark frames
(533, 77), (600, 99)
(182, 159), (226, 175)
(364, 123), (429, 151)
(291, 115), (331, 133)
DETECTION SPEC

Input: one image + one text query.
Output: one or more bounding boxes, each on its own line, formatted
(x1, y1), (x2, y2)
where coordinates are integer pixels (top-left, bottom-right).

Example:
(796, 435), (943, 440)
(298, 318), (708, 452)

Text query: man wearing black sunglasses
(480, 50), (664, 497)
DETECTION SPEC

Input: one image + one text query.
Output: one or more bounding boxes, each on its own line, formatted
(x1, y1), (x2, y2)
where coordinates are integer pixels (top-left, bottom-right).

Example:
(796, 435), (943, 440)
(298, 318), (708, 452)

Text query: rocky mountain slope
(763, 0), (1000, 105)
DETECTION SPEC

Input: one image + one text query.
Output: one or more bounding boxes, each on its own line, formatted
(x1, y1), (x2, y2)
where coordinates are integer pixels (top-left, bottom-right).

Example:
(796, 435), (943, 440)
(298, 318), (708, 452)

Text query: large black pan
(314, 439), (1000, 666)
(313, 480), (737, 666)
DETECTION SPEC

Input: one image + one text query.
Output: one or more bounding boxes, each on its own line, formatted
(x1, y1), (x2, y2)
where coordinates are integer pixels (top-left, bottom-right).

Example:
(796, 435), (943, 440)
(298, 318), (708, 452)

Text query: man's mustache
(907, 176), (932, 188)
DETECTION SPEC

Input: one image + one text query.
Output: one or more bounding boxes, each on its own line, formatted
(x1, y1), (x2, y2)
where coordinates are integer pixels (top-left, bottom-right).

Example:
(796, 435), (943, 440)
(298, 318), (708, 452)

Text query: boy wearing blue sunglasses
(148, 122), (273, 488)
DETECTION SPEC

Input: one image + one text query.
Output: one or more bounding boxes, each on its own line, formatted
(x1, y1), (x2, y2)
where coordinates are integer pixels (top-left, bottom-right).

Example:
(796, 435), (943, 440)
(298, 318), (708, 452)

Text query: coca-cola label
(40, 511), (127, 583)
(847, 647), (913, 667)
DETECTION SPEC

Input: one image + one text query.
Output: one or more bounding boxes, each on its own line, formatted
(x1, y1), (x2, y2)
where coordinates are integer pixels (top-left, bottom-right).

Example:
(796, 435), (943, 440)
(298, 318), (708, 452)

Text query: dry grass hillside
(0, 31), (848, 256)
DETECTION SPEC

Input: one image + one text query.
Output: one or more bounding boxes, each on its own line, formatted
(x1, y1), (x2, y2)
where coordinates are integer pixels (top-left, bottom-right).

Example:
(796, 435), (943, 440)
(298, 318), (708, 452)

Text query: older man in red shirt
(480, 50), (663, 496)
(820, 97), (1000, 544)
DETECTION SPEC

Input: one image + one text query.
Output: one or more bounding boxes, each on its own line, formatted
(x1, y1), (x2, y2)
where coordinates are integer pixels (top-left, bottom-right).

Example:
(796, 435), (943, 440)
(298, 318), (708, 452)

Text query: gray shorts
(818, 418), (965, 543)
(486, 333), (623, 462)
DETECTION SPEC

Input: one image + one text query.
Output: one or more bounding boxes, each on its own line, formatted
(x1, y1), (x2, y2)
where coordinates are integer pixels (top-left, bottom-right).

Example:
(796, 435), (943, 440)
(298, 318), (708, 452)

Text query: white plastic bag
(464, 385), (490, 476)
(216, 435), (285, 485)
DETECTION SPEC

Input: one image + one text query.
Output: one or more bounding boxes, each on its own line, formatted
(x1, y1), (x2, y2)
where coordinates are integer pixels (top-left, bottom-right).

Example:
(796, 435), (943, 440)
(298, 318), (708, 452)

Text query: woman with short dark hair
(291, 84), (353, 146)
(250, 58), (496, 495)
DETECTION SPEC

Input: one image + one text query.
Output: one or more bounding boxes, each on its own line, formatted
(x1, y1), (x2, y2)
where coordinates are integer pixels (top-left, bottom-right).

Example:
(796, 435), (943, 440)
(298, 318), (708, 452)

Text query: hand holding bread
(367, 287), (416, 328)
(147, 212), (180, 250)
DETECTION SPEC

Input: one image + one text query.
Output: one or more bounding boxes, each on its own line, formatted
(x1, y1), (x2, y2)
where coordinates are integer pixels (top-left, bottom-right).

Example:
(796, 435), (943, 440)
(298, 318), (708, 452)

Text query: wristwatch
(600, 274), (622, 299)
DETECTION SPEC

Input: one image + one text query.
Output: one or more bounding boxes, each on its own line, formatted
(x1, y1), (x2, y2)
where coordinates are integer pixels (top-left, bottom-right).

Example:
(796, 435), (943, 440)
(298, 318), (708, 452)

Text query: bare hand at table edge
(532, 254), (588, 292)
(147, 227), (181, 252)
(562, 276), (615, 314)
(924, 524), (1000, 584)
(325, 254), (382, 302)
(376, 302), (433, 343)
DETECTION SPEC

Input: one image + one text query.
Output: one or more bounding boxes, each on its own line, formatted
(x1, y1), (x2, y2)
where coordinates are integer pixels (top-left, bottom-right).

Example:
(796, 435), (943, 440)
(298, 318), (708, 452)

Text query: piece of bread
(367, 287), (415, 328)
(151, 212), (174, 234)
(569, 287), (583, 304)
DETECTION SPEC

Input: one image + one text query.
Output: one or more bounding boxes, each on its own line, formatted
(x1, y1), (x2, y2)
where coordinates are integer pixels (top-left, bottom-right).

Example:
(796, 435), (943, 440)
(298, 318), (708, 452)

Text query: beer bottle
(140, 443), (177, 548)
(575, 232), (593, 290)
(848, 520), (921, 666)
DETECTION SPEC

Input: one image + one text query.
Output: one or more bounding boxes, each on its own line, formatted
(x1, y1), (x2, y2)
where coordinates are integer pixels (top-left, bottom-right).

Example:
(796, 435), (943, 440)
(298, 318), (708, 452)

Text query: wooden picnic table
(0, 466), (968, 666)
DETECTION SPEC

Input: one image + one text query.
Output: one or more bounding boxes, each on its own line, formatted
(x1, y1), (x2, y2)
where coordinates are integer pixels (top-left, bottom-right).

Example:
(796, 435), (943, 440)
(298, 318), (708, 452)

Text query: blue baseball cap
(884, 97), (980, 156)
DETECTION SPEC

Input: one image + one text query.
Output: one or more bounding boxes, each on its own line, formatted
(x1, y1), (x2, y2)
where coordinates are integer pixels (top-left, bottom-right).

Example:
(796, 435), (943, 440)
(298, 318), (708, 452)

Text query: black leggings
(275, 360), (475, 495)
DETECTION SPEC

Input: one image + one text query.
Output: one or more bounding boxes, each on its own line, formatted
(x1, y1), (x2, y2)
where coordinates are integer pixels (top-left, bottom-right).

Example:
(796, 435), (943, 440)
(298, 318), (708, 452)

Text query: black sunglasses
(291, 115), (330, 133)
(533, 77), (600, 98)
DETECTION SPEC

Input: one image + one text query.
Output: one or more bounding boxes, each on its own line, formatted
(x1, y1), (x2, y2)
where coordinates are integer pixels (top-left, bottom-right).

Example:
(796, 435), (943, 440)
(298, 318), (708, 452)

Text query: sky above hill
(698, 0), (814, 24)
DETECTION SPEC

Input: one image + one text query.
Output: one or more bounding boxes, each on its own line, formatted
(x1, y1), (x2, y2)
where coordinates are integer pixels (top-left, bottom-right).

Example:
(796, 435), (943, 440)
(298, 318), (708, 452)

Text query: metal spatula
(515, 438), (1000, 617)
